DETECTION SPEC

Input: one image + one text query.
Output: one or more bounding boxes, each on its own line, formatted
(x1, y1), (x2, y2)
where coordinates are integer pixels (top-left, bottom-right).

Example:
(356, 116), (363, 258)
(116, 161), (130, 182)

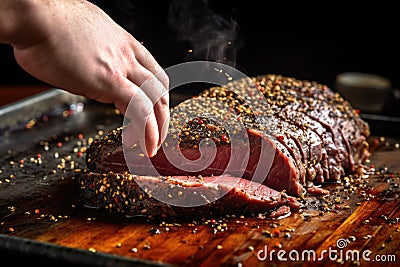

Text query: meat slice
(79, 172), (301, 220)
(86, 124), (304, 196)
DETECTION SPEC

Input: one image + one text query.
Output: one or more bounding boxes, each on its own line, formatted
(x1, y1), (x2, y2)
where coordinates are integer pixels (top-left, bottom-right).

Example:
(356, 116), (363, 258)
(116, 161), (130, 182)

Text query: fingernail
(148, 147), (158, 158)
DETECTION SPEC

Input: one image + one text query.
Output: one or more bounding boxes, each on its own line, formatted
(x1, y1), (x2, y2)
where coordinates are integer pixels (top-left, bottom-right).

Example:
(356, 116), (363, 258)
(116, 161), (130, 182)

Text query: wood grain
(1, 146), (399, 266)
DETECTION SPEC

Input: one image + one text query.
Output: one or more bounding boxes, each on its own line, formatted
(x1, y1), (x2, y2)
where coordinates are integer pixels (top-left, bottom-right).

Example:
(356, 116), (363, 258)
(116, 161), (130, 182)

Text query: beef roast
(79, 74), (370, 218)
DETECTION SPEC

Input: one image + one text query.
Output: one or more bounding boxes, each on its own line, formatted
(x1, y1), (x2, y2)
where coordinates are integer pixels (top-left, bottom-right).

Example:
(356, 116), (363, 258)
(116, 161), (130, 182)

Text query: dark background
(1, 0), (398, 93)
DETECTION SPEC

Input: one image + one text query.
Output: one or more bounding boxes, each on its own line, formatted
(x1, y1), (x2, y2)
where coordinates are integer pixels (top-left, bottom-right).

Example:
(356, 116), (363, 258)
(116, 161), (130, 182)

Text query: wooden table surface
(0, 87), (400, 267)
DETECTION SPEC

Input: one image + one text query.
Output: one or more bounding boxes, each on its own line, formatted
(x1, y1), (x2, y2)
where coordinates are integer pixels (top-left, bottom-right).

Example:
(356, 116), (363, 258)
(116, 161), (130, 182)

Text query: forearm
(0, 0), (85, 48)
(0, 0), (39, 45)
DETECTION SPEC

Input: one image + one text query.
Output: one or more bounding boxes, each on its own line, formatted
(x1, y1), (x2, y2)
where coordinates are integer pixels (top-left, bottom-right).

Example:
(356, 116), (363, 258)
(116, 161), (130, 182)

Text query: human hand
(7, 0), (169, 157)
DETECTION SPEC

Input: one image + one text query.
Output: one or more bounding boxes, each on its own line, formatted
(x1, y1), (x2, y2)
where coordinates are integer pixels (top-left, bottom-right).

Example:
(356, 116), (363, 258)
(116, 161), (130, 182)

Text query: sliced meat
(87, 124), (304, 196)
(78, 172), (301, 220)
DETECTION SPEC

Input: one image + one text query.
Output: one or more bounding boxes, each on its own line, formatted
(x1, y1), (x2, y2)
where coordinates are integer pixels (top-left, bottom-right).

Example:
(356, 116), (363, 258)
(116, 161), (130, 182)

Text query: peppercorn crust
(81, 74), (370, 218)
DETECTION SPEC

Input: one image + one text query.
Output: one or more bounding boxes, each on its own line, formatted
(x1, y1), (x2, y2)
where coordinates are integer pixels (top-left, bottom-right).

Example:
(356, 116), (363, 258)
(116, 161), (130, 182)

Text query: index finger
(131, 38), (169, 91)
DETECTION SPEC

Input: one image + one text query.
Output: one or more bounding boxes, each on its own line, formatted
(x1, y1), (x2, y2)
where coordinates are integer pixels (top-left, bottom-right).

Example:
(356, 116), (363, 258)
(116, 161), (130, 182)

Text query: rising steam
(168, 0), (239, 66)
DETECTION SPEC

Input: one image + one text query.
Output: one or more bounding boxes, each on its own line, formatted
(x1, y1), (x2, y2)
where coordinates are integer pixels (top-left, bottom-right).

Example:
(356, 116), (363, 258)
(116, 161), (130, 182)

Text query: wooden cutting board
(1, 140), (399, 267)
(0, 91), (399, 267)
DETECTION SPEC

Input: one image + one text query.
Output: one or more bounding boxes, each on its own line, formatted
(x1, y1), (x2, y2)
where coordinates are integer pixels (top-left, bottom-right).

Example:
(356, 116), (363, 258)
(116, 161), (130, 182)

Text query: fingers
(115, 80), (160, 157)
(127, 63), (170, 148)
(115, 39), (171, 157)
(131, 38), (170, 91)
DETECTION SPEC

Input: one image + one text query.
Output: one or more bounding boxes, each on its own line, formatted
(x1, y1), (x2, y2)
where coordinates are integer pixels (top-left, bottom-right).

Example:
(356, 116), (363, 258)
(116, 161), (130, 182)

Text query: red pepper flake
(273, 229), (280, 237)
(210, 219), (216, 224)
(57, 142), (63, 147)
(370, 165), (375, 169)
(19, 159), (24, 165)
(277, 136), (284, 142)
(78, 133), (84, 140)
(35, 209), (40, 214)
(114, 197), (119, 203)
(89, 184), (95, 189)
(389, 174), (395, 178)
(77, 152), (83, 157)
(41, 115), (49, 122)
(335, 204), (341, 210)
(37, 153), (42, 159)
(196, 118), (203, 125)
(355, 109), (360, 115)
(221, 134), (228, 142)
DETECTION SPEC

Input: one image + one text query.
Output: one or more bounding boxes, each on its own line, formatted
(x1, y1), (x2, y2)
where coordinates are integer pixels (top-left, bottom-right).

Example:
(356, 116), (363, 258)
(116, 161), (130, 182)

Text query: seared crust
(85, 74), (370, 196)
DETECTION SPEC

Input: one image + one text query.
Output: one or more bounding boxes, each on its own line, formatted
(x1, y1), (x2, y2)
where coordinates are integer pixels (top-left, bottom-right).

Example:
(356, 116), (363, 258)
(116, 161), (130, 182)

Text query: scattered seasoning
(272, 229), (280, 237)
(262, 230), (273, 237)
(284, 233), (291, 239)
(150, 227), (161, 235)
(363, 235), (372, 240)
(348, 236), (356, 242)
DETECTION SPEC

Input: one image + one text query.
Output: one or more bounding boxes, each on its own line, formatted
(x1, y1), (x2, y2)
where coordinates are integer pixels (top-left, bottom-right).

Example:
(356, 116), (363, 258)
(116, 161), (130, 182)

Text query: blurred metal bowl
(335, 72), (392, 114)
